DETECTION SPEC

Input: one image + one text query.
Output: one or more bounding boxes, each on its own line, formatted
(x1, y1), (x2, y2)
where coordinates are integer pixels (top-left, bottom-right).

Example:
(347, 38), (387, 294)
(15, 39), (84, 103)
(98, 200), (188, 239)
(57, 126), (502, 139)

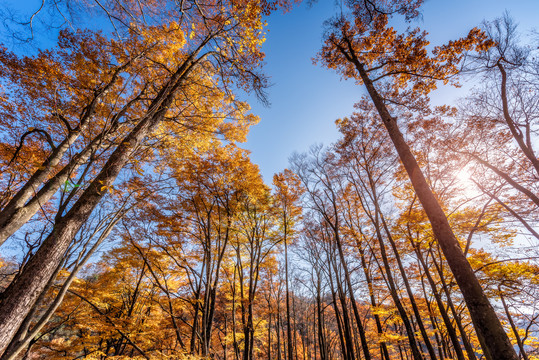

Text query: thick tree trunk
(1, 209), (124, 360)
(347, 55), (518, 360)
(0, 48), (203, 354)
(0, 115), (157, 355)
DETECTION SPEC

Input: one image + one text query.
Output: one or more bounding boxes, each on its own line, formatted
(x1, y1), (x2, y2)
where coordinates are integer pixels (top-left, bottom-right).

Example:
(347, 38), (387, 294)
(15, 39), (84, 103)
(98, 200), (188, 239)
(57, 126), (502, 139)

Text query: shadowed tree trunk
(347, 50), (517, 360)
(319, 16), (518, 358)
(0, 46), (207, 355)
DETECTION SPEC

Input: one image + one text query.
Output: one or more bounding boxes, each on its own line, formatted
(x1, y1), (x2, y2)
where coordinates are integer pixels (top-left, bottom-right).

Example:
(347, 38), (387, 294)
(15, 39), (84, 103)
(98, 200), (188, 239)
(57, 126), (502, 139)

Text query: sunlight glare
(455, 166), (480, 199)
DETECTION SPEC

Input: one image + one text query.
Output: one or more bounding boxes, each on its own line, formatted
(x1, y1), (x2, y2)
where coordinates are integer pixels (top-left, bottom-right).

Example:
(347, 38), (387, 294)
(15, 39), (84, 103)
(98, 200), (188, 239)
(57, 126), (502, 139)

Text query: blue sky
(245, 0), (539, 182)
(2, 0), (538, 183)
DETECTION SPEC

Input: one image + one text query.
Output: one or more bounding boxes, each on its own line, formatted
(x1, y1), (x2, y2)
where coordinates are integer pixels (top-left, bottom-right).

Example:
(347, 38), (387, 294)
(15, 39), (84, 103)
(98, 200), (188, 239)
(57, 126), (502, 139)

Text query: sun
(455, 166), (481, 199)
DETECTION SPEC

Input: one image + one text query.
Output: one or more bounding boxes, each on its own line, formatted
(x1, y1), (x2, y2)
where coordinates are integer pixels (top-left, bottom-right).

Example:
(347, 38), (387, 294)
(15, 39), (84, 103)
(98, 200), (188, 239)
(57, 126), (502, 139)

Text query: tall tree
(273, 170), (303, 360)
(0, 0), (273, 354)
(316, 8), (518, 359)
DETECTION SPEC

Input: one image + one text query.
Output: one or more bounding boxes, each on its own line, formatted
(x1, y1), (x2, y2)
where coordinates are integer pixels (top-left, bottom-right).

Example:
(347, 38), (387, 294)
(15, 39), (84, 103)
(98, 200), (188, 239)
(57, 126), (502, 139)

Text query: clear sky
(245, 0), (539, 182)
(2, 0), (538, 183)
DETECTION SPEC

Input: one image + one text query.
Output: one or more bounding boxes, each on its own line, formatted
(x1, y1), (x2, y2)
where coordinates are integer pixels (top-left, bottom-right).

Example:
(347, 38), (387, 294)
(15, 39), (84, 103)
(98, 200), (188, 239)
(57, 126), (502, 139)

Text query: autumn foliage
(0, 1), (538, 360)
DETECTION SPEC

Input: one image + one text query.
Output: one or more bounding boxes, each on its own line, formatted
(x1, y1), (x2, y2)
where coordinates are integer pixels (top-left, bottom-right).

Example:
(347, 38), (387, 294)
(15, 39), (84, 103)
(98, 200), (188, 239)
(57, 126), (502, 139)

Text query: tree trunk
(413, 243), (468, 360)
(356, 211), (423, 360)
(346, 52), (518, 360)
(500, 291), (529, 360)
(356, 242), (390, 360)
(0, 50), (203, 354)
(284, 232), (294, 360)
(0, 57), (140, 245)
(377, 211), (437, 360)
(331, 226), (371, 360)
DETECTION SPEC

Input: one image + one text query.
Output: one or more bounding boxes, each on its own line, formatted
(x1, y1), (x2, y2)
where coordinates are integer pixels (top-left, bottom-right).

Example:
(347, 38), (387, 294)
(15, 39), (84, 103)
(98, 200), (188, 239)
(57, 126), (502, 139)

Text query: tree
(316, 7), (518, 359)
(442, 14), (539, 241)
(272, 170), (303, 360)
(0, 0), (273, 354)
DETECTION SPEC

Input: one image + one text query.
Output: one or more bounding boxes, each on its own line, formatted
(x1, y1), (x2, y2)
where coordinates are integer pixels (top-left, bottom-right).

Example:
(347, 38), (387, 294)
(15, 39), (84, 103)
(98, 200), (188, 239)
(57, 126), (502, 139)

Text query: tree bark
(340, 43), (518, 359)
(0, 48), (204, 355)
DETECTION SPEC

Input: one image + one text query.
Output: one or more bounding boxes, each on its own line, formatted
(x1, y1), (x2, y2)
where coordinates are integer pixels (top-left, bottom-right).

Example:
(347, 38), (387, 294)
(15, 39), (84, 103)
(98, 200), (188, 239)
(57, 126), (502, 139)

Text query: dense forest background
(0, 0), (538, 359)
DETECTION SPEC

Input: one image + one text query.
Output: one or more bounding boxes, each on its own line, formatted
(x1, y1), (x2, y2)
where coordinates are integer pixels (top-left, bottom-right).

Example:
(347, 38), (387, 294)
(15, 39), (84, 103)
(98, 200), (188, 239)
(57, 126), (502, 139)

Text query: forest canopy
(0, 1), (538, 360)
